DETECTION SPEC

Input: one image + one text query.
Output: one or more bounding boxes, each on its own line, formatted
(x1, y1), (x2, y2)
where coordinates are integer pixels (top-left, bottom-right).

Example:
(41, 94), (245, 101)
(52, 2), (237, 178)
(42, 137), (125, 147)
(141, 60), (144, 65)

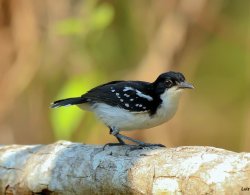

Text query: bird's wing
(81, 81), (156, 113)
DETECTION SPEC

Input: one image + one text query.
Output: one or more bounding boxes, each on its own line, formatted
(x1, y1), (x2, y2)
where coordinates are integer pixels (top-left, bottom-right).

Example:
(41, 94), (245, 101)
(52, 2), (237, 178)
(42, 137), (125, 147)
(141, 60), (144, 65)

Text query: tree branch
(0, 141), (249, 194)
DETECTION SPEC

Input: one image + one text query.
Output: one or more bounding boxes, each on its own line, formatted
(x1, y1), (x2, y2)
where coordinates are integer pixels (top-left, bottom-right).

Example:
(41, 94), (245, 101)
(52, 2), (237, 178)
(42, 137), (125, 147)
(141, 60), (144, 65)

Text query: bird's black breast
(81, 81), (162, 115)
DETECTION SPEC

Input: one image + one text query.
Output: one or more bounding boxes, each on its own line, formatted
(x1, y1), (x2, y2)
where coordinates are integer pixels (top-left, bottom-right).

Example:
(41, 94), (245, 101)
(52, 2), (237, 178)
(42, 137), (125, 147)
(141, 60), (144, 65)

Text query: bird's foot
(128, 143), (165, 151)
(139, 143), (165, 147)
(103, 142), (165, 151)
(105, 130), (165, 150)
(103, 142), (125, 150)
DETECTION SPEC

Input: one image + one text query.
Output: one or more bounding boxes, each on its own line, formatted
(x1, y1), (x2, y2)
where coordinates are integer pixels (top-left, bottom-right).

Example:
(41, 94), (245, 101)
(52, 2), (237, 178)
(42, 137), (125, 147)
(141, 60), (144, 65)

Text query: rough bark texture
(0, 141), (249, 194)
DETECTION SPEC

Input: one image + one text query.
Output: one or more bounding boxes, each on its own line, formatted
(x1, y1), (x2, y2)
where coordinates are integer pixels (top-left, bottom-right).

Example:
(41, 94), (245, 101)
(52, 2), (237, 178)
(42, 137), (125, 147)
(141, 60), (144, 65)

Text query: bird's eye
(165, 80), (173, 87)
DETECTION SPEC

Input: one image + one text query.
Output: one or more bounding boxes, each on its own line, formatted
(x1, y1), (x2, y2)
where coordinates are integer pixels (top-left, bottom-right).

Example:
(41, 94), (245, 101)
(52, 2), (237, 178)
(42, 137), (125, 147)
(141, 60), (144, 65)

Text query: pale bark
(0, 141), (249, 195)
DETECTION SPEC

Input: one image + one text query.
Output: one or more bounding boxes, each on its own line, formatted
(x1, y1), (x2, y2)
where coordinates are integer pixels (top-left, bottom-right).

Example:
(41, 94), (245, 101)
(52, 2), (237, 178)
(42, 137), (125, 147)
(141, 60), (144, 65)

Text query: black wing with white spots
(81, 81), (161, 114)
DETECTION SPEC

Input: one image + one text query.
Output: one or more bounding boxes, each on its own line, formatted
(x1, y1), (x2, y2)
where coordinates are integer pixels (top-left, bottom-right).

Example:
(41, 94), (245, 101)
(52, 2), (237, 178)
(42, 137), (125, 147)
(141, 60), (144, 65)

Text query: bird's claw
(139, 143), (166, 147)
(103, 142), (125, 150)
(103, 141), (165, 151)
(128, 143), (166, 151)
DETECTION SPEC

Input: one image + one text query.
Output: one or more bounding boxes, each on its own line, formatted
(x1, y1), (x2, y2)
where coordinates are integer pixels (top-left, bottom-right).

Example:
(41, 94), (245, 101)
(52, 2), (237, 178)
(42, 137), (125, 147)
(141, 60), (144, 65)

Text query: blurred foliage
(51, 2), (115, 139)
(51, 72), (105, 140)
(189, 0), (250, 151)
(56, 3), (114, 35)
(50, 1), (147, 140)
(0, 0), (249, 152)
(54, 1), (146, 74)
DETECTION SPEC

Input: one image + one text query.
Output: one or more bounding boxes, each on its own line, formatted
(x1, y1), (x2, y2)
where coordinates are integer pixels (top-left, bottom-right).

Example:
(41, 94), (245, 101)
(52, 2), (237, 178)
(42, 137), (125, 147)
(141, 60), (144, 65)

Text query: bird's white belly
(90, 93), (180, 131)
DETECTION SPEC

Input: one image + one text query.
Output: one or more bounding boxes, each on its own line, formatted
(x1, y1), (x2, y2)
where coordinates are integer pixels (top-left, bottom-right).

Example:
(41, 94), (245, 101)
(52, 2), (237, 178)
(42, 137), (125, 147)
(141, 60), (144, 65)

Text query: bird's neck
(157, 87), (182, 118)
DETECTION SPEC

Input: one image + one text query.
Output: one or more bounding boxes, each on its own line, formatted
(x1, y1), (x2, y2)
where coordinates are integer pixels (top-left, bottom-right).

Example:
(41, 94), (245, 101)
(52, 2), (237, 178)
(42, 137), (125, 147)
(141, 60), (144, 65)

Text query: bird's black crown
(154, 71), (185, 86)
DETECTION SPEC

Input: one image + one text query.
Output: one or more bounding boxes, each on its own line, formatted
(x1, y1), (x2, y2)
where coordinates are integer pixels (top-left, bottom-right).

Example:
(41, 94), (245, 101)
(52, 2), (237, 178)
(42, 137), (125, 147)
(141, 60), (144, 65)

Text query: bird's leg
(116, 133), (165, 148)
(110, 127), (126, 145)
(103, 127), (126, 149)
(104, 127), (165, 149)
(115, 133), (145, 145)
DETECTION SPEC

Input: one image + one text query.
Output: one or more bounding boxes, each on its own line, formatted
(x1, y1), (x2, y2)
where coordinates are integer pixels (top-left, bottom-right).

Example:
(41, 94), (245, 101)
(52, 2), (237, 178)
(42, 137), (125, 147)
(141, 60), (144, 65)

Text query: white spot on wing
(123, 87), (152, 101)
(120, 99), (124, 102)
(111, 90), (115, 92)
(130, 99), (134, 101)
(123, 87), (134, 92)
(116, 93), (120, 99)
(125, 103), (129, 107)
(135, 90), (153, 101)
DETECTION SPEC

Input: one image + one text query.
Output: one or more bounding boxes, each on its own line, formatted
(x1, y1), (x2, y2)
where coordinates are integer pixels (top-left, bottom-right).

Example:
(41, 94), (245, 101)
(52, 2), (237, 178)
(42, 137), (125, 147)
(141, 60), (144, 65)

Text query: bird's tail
(50, 97), (87, 108)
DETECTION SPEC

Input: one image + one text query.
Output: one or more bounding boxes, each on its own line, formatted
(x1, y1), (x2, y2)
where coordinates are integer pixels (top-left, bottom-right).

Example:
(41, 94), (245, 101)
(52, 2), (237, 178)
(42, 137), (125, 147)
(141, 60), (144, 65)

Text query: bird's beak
(178, 81), (194, 89)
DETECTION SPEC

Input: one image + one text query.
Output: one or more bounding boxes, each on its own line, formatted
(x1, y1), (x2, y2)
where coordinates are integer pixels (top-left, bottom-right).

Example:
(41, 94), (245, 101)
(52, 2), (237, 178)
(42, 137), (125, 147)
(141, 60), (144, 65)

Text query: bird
(51, 71), (194, 147)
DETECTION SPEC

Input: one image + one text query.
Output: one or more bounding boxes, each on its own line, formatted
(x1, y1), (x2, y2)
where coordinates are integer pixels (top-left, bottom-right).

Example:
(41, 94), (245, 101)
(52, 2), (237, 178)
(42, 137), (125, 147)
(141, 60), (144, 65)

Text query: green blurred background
(0, 0), (249, 152)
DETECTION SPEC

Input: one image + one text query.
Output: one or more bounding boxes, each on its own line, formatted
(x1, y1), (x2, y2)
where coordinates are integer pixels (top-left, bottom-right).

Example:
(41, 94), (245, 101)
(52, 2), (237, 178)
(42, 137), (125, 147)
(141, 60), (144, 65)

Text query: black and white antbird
(51, 71), (194, 147)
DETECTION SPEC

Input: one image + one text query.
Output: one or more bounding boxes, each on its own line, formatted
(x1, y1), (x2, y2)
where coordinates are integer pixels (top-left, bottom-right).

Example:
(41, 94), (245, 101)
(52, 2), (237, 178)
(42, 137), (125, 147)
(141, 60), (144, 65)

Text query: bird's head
(153, 71), (194, 98)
